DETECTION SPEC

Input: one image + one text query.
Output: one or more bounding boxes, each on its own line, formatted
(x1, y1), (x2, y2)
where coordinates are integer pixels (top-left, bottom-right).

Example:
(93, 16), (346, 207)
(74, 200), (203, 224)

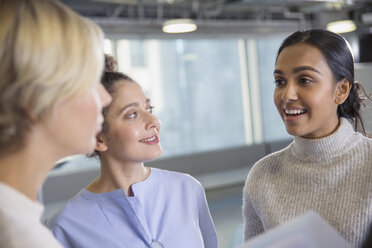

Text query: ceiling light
(326, 20), (357, 34)
(162, 19), (197, 34)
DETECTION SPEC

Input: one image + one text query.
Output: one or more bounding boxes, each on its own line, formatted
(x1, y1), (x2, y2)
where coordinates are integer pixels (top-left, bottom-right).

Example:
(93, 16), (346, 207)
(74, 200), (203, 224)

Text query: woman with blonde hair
(0, 0), (111, 247)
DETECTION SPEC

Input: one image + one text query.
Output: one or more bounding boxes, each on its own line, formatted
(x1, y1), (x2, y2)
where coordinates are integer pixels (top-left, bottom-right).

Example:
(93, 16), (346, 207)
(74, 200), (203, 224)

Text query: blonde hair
(0, 0), (104, 151)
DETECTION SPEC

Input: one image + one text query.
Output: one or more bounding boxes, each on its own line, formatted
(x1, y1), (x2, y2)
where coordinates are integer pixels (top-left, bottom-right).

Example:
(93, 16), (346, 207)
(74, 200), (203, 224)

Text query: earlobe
(23, 104), (38, 123)
(335, 79), (352, 105)
(95, 133), (108, 152)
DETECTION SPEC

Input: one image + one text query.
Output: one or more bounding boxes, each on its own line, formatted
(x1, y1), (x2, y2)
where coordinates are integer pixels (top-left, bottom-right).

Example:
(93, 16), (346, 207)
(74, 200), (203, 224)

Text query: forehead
(275, 43), (330, 72)
(112, 81), (146, 103)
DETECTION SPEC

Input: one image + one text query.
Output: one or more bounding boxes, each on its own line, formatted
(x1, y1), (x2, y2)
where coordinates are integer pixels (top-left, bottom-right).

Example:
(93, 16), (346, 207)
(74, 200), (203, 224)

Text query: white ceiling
(59, 0), (372, 37)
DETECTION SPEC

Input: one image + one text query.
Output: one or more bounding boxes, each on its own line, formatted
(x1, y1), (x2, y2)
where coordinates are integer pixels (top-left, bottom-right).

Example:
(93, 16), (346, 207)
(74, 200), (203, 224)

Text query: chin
(144, 149), (163, 162)
(76, 140), (96, 156)
(285, 128), (302, 137)
(152, 149), (163, 160)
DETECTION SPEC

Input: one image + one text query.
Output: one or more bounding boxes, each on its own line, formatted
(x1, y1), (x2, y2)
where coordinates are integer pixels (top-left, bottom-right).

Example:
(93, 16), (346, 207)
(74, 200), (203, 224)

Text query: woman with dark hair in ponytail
(48, 55), (217, 248)
(243, 29), (372, 248)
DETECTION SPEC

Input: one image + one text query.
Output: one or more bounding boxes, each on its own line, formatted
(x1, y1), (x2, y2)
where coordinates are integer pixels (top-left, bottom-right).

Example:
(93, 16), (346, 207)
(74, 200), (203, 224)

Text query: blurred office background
(41, 1), (372, 247)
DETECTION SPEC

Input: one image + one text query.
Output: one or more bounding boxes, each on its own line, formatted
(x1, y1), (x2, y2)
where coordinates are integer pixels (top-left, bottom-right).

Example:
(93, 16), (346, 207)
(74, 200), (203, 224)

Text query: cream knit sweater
(243, 118), (372, 248)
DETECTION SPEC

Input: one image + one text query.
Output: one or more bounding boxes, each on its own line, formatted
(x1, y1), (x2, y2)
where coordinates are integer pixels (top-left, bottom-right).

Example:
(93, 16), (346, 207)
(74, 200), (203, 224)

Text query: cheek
(111, 125), (140, 141)
(305, 89), (335, 111)
(90, 90), (102, 120)
(273, 90), (282, 113)
(76, 92), (101, 123)
(131, 129), (140, 140)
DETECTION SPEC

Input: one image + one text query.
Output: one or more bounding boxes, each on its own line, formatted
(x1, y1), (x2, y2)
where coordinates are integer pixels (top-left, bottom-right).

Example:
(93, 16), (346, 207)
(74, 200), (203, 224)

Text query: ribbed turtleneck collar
(291, 118), (360, 162)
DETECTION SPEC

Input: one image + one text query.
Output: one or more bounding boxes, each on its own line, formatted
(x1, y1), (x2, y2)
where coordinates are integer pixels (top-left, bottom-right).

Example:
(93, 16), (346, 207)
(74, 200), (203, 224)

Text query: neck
(87, 156), (150, 196)
(292, 118), (355, 162)
(0, 123), (71, 201)
(0, 146), (58, 202)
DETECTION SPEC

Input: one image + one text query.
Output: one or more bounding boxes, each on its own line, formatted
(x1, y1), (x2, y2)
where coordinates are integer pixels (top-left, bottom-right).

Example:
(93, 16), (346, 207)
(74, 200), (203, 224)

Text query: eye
(147, 105), (154, 113)
(127, 111), (137, 119)
(274, 78), (286, 87)
(299, 78), (312, 84)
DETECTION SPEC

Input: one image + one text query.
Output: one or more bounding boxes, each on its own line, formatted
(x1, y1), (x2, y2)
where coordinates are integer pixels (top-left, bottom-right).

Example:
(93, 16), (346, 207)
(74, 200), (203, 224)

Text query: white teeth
(143, 136), (156, 142)
(284, 109), (305, 115)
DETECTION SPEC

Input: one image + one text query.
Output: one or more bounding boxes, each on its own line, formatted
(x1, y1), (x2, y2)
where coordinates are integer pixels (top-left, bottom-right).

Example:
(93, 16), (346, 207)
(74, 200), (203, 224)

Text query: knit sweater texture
(243, 118), (372, 248)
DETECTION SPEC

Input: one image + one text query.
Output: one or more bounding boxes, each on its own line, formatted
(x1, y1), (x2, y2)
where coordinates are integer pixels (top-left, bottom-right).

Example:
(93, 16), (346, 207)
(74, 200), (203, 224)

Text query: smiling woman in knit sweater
(243, 29), (372, 248)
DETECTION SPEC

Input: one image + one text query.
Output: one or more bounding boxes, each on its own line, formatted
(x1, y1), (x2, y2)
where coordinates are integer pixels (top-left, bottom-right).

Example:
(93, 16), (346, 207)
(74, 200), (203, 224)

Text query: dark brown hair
(88, 55), (135, 158)
(104, 54), (118, 72)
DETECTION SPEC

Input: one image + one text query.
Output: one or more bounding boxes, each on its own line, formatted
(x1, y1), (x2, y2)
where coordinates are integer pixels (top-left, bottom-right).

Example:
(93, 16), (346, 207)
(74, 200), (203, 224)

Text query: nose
(280, 81), (298, 102)
(145, 112), (161, 133)
(97, 83), (112, 108)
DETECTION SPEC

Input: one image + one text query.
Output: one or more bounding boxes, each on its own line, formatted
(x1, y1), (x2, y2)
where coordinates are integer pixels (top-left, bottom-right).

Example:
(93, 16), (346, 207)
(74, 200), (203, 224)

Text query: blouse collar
(81, 167), (157, 201)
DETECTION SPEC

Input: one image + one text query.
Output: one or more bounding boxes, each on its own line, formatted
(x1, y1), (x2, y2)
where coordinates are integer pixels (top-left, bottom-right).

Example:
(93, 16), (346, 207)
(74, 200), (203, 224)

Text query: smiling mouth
(139, 135), (159, 144)
(283, 108), (308, 116)
(142, 136), (156, 142)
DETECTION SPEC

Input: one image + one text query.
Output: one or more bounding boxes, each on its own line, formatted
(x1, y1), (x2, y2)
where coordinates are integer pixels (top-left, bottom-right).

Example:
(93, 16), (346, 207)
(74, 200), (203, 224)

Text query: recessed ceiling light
(162, 19), (197, 34)
(326, 20), (357, 34)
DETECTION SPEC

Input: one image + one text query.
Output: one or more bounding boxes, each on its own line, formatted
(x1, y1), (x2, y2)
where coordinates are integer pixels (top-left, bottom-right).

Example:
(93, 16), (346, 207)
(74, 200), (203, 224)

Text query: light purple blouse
(48, 168), (218, 248)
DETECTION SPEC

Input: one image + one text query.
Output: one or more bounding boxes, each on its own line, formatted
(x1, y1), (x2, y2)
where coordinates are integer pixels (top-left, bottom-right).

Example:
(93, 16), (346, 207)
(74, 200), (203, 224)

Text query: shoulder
(343, 118), (372, 151)
(0, 208), (17, 242)
(353, 134), (372, 163)
(0, 207), (60, 248)
(47, 190), (88, 229)
(248, 144), (292, 178)
(244, 144), (292, 192)
(358, 133), (372, 146)
(349, 132), (372, 156)
(151, 168), (204, 191)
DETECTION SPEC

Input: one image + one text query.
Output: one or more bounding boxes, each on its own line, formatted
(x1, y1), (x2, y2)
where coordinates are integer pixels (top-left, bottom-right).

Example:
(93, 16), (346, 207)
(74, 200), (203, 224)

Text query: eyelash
(274, 79), (285, 87)
(273, 77), (312, 87)
(299, 78), (312, 84)
(147, 106), (154, 113)
(127, 106), (155, 119)
(127, 112), (136, 119)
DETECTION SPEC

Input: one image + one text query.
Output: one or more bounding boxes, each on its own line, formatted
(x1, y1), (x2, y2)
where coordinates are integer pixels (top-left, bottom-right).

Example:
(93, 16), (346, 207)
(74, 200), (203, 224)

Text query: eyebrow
(118, 98), (151, 115)
(274, 66), (321, 75)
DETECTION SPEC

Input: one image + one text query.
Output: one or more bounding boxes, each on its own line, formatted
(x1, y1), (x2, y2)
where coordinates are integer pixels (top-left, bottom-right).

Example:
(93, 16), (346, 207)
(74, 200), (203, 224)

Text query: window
(256, 37), (291, 141)
(116, 39), (246, 157)
(108, 36), (291, 158)
(53, 35), (293, 173)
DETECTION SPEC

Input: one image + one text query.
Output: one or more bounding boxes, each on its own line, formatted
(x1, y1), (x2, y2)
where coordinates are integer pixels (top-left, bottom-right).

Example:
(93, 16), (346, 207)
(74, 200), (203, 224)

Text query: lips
(283, 107), (307, 122)
(284, 108), (307, 116)
(139, 134), (159, 145)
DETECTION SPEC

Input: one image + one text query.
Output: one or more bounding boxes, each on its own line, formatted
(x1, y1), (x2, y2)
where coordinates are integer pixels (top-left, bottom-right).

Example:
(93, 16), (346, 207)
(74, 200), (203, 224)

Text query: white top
(0, 182), (62, 248)
(240, 211), (351, 248)
(243, 118), (372, 248)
